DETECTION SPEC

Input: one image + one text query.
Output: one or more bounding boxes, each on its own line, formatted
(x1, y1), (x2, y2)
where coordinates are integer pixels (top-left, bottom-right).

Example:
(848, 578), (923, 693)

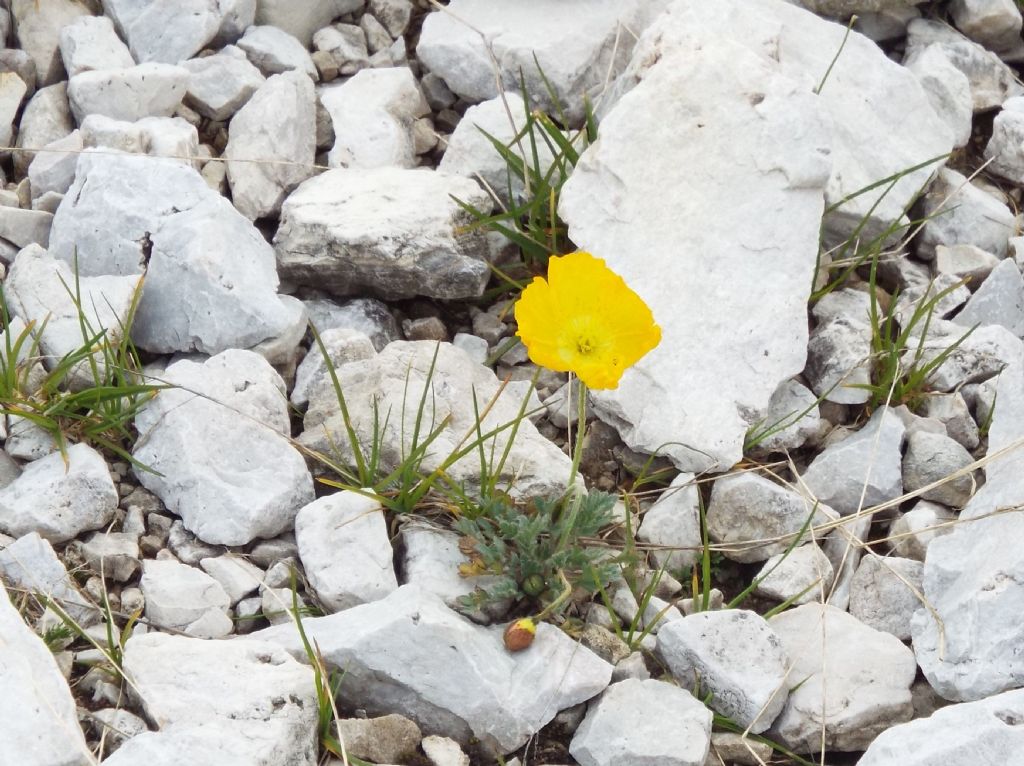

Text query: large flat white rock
(559, 1), (831, 473)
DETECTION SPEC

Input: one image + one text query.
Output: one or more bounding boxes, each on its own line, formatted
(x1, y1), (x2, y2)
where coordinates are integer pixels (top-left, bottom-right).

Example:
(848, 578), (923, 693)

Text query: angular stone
(985, 97), (1024, 185)
(950, 0), (1023, 52)
(0, 582), (90, 766)
(59, 15), (134, 78)
(335, 715), (422, 764)
(849, 553), (923, 641)
(301, 341), (573, 500)
(312, 24), (369, 76)
(11, 0), (91, 86)
(15, 81), (74, 177)
(226, 69), (316, 220)
(254, 0), (364, 46)
(750, 378), (821, 453)
(237, 25), (319, 79)
(889, 500), (956, 560)
(417, 0), (667, 124)
(569, 678), (711, 766)
(83, 114), (200, 166)
(291, 328), (376, 408)
(754, 543), (835, 606)
(910, 321), (1023, 391)
(858, 688), (1024, 766)
(0, 70), (26, 148)
(199, 554), (264, 606)
(905, 43), (973, 149)
(912, 355), (1024, 701)
(922, 391), (980, 450)
(51, 152), (299, 355)
(399, 519), (507, 618)
(708, 472), (835, 563)
(954, 258), (1024, 337)
(0, 207), (50, 249)
(917, 168), (1016, 260)
(122, 631), (318, 765)
(140, 558), (232, 637)
(133, 350), (314, 546)
(906, 19), (1024, 111)
(801, 407), (906, 515)
(295, 492), (398, 613)
(181, 45), (266, 121)
(303, 297), (401, 352)
(321, 67), (428, 169)
(0, 444), (118, 544)
(28, 130), (82, 199)
(657, 610), (787, 733)
(68, 63), (189, 123)
(275, 168), (493, 301)
(75, 532), (141, 583)
(934, 244), (1001, 289)
(769, 603), (916, 752)
(637, 473), (702, 573)
(902, 430), (977, 507)
(253, 585), (613, 752)
(560, 1), (833, 473)
(103, 0), (238, 64)
(0, 532), (97, 626)
(805, 288), (873, 405)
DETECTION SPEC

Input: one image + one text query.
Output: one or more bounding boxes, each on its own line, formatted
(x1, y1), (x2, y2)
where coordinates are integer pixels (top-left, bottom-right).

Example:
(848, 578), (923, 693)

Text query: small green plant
(454, 65), (597, 290)
(454, 489), (623, 616)
(0, 274), (163, 467)
(852, 261), (975, 410)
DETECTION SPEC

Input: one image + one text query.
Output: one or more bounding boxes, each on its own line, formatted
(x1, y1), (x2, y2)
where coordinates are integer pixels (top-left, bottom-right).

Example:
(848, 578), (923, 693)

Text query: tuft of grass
(453, 64), (597, 291)
(0, 274), (164, 469)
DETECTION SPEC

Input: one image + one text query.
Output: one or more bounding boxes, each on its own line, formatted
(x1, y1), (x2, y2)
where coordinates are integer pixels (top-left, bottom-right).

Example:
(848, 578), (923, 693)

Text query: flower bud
(503, 617), (536, 652)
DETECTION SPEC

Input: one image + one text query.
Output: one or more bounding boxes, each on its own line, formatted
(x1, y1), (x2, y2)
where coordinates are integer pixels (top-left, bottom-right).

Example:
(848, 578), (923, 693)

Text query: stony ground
(2, 1), (1024, 765)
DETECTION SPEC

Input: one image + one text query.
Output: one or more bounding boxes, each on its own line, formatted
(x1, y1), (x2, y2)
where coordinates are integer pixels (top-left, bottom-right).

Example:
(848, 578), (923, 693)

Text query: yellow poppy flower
(514, 251), (661, 389)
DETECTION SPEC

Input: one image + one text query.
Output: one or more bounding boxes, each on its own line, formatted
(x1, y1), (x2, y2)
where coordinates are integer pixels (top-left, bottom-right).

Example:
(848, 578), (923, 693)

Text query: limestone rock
(181, 45), (266, 121)
(0, 444), (117, 544)
(769, 603), (916, 752)
(657, 610), (788, 733)
(253, 585), (613, 752)
(418, 0), (665, 124)
(237, 24), (319, 79)
(133, 350), (314, 546)
(707, 472), (835, 563)
(122, 631), (318, 765)
(858, 688), (1024, 766)
(275, 168), (493, 301)
(0, 582), (90, 766)
(912, 355), (1024, 701)
(226, 69), (316, 220)
(917, 168), (1016, 260)
(849, 554), (923, 640)
(59, 15), (134, 78)
(560, 0), (834, 472)
(295, 492), (398, 613)
(637, 473), (702, 573)
(906, 19), (1024, 111)
(801, 407), (906, 515)
(68, 63), (189, 123)
(140, 558), (232, 637)
(321, 66), (429, 169)
(569, 678), (712, 766)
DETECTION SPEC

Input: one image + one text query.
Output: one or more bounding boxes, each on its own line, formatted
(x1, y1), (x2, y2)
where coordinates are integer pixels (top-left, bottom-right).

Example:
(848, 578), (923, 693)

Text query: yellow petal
(515, 251), (661, 389)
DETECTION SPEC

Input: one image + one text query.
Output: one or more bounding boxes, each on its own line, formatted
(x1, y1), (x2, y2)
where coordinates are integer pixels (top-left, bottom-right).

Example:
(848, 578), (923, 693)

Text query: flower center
(576, 336), (595, 355)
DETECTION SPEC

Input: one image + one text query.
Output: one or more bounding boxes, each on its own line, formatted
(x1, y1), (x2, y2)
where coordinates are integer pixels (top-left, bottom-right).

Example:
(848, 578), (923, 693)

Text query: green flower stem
(567, 376), (588, 488)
